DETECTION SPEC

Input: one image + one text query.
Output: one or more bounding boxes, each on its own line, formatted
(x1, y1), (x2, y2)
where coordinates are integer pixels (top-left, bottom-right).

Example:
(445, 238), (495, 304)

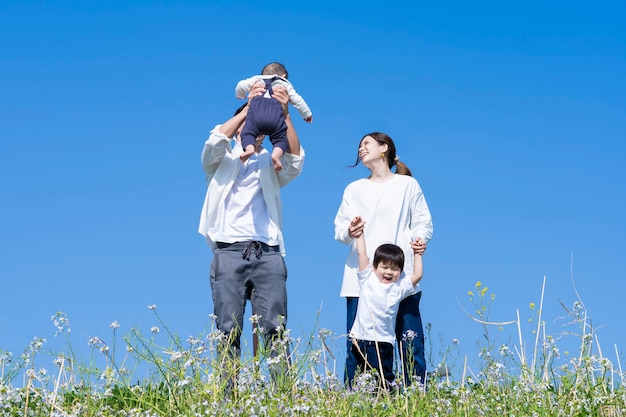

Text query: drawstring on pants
(242, 241), (263, 260)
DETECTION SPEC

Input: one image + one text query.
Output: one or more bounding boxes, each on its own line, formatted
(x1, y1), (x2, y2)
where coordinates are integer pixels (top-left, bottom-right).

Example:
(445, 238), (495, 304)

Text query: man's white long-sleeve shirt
(198, 124), (305, 256)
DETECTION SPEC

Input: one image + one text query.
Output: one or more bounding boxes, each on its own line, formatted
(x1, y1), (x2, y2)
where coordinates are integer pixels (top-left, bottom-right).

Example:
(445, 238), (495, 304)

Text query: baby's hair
(262, 62), (289, 78)
(372, 243), (405, 270)
(352, 132), (413, 176)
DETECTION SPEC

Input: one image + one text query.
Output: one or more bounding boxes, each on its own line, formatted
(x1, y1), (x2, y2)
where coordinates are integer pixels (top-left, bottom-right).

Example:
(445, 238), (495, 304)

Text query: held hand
(348, 216), (365, 239)
(271, 86), (290, 116)
(411, 238), (427, 255)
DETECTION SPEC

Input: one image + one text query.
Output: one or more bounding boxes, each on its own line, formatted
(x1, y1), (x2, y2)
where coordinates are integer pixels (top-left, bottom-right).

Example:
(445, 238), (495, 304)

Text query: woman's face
(358, 136), (387, 166)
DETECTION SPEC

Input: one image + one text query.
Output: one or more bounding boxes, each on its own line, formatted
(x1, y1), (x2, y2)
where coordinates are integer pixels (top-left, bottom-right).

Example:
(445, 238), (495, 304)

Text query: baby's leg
(239, 128), (258, 163)
(271, 147), (284, 171)
(240, 144), (256, 162)
(268, 126), (288, 172)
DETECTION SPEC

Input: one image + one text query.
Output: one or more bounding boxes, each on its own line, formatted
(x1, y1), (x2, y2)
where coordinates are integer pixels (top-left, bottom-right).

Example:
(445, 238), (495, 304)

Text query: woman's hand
(348, 216), (365, 239)
(411, 238), (427, 255)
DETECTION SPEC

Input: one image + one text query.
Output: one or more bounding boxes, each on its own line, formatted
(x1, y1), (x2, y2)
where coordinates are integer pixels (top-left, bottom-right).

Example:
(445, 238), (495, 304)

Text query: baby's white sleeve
(235, 76), (259, 99)
(286, 84), (313, 119)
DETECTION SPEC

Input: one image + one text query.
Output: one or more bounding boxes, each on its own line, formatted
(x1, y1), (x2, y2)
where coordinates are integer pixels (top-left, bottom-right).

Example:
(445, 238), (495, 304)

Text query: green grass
(1, 279), (625, 416)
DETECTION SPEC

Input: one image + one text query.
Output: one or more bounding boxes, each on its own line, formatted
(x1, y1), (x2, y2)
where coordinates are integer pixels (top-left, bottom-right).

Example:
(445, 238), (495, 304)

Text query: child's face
(373, 262), (402, 284)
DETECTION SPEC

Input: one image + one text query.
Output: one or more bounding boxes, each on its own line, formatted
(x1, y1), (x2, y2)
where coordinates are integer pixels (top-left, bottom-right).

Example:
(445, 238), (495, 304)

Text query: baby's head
(262, 62), (288, 79)
(372, 243), (405, 284)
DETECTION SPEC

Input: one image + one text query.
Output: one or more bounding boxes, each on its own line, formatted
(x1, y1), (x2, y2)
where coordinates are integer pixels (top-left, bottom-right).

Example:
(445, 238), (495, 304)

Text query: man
(198, 83), (305, 388)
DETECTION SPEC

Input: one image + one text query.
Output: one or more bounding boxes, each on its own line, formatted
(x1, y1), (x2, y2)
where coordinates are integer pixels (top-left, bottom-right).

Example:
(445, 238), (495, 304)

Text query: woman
(334, 132), (433, 387)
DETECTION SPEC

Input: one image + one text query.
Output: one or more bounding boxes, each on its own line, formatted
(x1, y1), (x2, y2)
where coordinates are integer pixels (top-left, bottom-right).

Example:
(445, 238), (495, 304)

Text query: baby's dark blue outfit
(240, 77), (288, 154)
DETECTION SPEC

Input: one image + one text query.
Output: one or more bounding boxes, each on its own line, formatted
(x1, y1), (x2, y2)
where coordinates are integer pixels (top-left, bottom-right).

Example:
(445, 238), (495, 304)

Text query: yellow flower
(475, 281), (482, 288)
(481, 286), (488, 296)
(529, 302), (536, 311)
(467, 291), (474, 297)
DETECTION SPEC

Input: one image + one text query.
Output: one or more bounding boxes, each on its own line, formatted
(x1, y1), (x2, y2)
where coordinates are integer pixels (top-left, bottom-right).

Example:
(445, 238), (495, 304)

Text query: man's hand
(247, 81), (266, 104)
(271, 86), (290, 116)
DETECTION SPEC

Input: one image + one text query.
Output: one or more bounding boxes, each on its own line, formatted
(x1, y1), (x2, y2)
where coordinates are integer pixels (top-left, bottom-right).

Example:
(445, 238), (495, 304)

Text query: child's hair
(372, 243), (405, 270)
(352, 132), (412, 176)
(262, 62), (289, 78)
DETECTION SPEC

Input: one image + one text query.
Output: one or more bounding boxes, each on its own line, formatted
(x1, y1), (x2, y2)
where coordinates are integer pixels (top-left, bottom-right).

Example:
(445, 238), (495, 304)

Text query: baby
(235, 62), (312, 171)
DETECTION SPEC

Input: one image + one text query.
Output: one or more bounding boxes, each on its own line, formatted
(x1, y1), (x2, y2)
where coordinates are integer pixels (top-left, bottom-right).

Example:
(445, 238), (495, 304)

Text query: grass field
(2, 279), (624, 416)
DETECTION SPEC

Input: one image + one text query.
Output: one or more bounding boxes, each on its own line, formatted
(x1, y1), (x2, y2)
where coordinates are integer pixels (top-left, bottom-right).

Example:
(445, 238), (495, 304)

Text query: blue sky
(1, 1), (625, 377)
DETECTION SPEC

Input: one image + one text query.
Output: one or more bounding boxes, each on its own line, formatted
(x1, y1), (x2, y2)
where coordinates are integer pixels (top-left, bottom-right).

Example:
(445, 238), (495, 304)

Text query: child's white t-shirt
(349, 265), (415, 344)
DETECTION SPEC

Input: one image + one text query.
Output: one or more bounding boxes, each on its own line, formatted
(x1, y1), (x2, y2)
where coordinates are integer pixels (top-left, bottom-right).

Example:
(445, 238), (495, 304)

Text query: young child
(235, 62), (313, 171)
(349, 215), (424, 390)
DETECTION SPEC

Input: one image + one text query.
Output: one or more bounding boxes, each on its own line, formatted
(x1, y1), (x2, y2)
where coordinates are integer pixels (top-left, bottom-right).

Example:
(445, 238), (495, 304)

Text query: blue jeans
(345, 292), (426, 387)
(395, 292), (426, 385)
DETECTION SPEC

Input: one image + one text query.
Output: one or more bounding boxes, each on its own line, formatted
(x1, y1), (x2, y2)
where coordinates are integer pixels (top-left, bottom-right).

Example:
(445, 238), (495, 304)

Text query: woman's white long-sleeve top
(334, 174), (433, 297)
(198, 124), (305, 256)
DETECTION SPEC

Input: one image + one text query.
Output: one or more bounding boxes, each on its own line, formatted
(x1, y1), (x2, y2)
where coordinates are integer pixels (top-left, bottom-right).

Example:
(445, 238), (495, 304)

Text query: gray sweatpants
(210, 241), (288, 357)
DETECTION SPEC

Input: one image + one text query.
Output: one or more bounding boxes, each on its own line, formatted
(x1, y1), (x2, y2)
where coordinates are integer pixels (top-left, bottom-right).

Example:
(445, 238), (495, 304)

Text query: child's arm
(411, 250), (424, 286)
(352, 216), (368, 272)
